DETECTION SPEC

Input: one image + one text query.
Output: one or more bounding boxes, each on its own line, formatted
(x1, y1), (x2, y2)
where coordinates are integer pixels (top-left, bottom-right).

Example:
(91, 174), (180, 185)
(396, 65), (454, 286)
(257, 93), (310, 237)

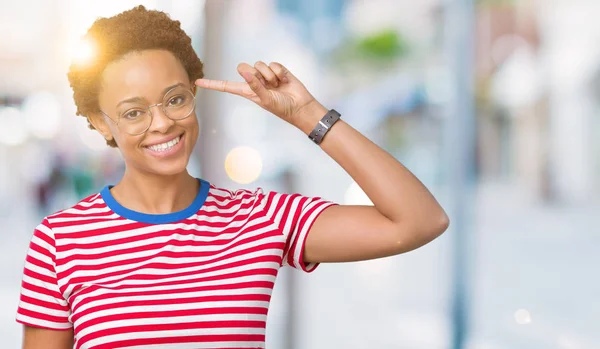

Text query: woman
(17, 5), (449, 349)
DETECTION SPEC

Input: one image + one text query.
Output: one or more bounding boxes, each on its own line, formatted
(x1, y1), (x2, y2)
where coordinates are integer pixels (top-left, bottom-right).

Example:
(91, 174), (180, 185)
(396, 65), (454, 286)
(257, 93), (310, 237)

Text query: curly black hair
(67, 5), (204, 147)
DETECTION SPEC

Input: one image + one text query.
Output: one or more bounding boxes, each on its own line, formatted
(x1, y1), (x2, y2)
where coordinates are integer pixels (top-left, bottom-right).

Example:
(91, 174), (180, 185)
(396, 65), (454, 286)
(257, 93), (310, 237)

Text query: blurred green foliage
(331, 28), (410, 71)
(355, 29), (409, 60)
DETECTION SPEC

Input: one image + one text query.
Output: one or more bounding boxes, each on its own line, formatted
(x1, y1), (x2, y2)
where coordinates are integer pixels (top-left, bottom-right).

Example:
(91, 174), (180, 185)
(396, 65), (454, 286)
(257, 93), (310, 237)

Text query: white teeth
(148, 136), (180, 152)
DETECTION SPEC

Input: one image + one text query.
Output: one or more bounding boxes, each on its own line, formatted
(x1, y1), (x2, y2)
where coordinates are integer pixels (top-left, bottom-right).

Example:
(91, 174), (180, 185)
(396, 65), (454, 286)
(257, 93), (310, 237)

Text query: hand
(195, 61), (326, 132)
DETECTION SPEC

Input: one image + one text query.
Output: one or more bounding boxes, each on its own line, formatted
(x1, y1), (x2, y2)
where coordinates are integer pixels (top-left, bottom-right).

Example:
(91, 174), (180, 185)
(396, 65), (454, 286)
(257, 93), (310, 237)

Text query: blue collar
(100, 178), (210, 224)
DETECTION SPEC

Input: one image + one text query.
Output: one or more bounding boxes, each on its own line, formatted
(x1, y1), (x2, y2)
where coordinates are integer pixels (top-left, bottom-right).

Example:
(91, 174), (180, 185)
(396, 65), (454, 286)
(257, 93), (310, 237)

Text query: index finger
(195, 79), (248, 96)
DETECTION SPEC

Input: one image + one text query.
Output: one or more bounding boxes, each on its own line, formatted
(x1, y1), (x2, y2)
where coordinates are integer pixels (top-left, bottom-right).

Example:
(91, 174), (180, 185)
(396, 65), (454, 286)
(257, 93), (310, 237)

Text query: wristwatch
(308, 109), (341, 145)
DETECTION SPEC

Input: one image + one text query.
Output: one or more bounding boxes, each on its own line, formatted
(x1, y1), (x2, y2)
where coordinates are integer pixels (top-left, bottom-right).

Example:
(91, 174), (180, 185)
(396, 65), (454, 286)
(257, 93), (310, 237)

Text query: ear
(88, 112), (115, 143)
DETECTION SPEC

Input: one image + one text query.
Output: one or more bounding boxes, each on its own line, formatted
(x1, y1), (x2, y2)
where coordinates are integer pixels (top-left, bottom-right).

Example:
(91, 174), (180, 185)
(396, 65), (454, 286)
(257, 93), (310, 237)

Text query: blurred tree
(330, 28), (410, 76)
(355, 29), (408, 61)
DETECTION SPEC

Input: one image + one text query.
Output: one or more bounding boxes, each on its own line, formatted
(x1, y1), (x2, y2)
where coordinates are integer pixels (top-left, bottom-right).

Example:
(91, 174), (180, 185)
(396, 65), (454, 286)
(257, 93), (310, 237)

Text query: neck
(110, 169), (199, 215)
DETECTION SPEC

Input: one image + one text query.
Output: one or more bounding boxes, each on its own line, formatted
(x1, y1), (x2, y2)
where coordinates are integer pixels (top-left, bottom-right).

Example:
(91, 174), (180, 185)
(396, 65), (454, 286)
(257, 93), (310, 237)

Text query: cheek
(112, 127), (142, 150)
(184, 116), (200, 136)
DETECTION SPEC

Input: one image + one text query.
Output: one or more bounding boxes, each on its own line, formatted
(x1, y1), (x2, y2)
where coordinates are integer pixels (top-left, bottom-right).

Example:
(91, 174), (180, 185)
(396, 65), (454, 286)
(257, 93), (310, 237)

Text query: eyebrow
(116, 82), (187, 108)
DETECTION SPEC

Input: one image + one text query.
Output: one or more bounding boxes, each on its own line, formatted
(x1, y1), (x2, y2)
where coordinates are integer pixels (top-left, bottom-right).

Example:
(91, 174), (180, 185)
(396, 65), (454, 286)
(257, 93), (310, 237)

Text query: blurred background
(1, 0), (599, 348)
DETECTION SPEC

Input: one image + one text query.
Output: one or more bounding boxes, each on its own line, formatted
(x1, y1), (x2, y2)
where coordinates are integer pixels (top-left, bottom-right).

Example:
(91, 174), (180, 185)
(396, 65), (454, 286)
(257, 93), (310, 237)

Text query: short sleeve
(16, 219), (72, 330)
(261, 190), (338, 273)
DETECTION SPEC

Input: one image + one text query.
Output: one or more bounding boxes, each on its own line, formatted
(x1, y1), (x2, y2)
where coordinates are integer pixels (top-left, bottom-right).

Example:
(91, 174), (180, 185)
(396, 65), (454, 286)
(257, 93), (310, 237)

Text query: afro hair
(67, 5), (204, 147)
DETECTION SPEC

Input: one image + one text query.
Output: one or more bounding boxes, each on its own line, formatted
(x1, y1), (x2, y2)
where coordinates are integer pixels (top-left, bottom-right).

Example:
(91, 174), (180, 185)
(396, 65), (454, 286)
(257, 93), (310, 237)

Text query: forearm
(295, 102), (449, 235)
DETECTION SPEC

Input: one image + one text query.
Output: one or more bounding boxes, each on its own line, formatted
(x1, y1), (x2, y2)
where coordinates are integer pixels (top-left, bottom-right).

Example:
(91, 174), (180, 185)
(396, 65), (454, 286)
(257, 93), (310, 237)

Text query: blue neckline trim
(100, 178), (210, 224)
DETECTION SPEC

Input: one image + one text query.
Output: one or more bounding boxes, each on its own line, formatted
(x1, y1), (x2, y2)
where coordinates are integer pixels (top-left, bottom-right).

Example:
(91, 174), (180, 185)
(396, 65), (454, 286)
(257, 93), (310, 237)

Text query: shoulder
(44, 191), (105, 225)
(206, 184), (267, 205)
(27, 192), (101, 249)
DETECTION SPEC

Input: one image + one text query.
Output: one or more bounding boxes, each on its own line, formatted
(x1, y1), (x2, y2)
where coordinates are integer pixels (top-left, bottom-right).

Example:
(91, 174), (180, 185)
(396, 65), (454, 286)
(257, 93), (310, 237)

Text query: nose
(148, 103), (175, 133)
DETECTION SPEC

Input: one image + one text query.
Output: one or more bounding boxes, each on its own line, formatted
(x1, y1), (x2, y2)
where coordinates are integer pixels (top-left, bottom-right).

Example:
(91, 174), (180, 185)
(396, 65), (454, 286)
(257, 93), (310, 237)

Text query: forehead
(99, 49), (189, 106)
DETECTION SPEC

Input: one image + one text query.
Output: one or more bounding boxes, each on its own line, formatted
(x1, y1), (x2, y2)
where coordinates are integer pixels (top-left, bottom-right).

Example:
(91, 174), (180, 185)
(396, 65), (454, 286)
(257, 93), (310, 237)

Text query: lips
(144, 133), (183, 148)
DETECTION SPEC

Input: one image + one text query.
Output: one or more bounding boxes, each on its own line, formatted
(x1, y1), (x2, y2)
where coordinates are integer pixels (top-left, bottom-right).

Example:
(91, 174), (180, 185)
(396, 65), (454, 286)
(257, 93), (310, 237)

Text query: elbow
(437, 211), (450, 236)
(420, 210), (450, 243)
(397, 210), (450, 253)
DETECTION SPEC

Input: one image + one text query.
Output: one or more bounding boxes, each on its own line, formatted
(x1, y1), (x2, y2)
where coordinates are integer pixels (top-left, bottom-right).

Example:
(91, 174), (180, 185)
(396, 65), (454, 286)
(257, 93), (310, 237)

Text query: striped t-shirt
(16, 178), (336, 349)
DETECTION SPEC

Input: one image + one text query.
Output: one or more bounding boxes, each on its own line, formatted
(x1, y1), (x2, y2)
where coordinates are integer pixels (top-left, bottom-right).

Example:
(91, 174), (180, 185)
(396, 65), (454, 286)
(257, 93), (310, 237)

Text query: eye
(122, 109), (145, 120)
(167, 95), (186, 107)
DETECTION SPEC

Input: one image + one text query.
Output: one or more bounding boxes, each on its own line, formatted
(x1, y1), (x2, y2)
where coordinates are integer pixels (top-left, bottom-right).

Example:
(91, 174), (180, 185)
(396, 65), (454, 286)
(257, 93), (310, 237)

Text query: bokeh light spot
(514, 309), (532, 324)
(225, 146), (263, 184)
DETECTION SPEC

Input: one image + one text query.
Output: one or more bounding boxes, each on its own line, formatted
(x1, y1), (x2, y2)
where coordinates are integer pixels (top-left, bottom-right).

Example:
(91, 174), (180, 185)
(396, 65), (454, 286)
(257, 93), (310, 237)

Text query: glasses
(100, 86), (196, 136)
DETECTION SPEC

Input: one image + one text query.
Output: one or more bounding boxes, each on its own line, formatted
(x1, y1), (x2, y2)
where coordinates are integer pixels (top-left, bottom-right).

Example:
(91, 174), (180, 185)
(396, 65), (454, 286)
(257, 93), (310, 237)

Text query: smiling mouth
(145, 134), (183, 152)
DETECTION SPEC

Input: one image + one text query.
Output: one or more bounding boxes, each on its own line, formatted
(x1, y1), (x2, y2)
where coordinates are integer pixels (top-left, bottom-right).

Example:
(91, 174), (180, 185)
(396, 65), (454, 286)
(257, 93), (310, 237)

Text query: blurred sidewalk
(471, 181), (600, 349)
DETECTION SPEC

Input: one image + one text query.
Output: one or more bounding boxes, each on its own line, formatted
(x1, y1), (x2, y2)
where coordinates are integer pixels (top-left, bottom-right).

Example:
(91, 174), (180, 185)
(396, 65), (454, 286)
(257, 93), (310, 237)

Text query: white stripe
(16, 314), (72, 330)
(36, 223), (55, 242)
(263, 192), (285, 224)
(75, 300), (270, 329)
(70, 273), (277, 310)
(55, 206), (113, 216)
(75, 286), (273, 315)
(207, 187), (256, 200)
(202, 196), (259, 214)
(60, 236), (282, 283)
(18, 300), (69, 318)
(281, 195), (303, 238)
(56, 216), (276, 260)
(58, 225), (280, 272)
(64, 260), (281, 297)
(26, 248), (54, 267)
(50, 212), (119, 223)
(83, 327), (266, 349)
(52, 219), (135, 236)
(185, 205), (260, 224)
(29, 233), (54, 255)
(123, 342), (264, 349)
(55, 207), (268, 241)
(20, 286), (68, 307)
(23, 261), (55, 279)
(77, 312), (267, 338)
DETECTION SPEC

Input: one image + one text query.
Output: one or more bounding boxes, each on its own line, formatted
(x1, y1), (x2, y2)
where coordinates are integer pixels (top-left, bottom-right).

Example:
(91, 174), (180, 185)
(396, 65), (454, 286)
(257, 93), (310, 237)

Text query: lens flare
(71, 38), (96, 66)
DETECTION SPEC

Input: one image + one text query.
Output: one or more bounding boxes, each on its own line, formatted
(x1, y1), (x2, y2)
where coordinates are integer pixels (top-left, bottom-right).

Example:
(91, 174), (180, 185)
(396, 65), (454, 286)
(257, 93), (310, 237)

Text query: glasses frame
(99, 86), (196, 136)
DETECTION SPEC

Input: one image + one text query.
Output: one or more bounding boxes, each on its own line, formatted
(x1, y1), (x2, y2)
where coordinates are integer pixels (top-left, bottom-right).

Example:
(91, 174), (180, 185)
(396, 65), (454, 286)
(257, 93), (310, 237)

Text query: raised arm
(195, 61), (449, 263)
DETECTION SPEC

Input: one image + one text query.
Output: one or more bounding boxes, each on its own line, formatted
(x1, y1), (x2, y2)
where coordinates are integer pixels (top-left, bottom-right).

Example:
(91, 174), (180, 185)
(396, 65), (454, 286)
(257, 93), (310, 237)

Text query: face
(94, 49), (199, 177)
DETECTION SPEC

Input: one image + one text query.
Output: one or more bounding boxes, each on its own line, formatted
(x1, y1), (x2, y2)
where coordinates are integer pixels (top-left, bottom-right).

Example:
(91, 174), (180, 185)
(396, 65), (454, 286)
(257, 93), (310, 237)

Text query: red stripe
(80, 321), (267, 345)
(71, 280), (275, 313)
(21, 280), (64, 300)
(20, 293), (69, 312)
(76, 294), (271, 327)
(56, 211), (268, 251)
(17, 306), (69, 323)
(58, 219), (276, 265)
(92, 334), (265, 349)
(61, 240), (283, 281)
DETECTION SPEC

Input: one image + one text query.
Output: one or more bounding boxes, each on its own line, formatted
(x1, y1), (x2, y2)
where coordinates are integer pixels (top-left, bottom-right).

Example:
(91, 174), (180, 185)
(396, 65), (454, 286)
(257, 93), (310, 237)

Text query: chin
(149, 159), (190, 177)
